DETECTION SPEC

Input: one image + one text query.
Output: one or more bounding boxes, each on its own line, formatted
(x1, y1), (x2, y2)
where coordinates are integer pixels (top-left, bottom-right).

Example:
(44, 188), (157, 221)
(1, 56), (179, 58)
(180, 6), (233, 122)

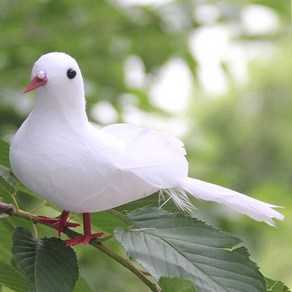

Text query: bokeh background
(0, 0), (291, 291)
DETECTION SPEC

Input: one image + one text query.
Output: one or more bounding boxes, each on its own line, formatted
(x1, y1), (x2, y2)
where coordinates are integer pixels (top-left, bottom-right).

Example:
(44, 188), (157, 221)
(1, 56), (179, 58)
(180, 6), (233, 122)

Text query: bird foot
(64, 232), (104, 246)
(37, 215), (80, 228)
(37, 210), (80, 236)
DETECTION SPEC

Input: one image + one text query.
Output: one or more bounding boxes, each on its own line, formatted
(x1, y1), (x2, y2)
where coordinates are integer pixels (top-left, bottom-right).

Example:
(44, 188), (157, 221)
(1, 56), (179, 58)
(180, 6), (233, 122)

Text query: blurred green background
(0, 0), (291, 290)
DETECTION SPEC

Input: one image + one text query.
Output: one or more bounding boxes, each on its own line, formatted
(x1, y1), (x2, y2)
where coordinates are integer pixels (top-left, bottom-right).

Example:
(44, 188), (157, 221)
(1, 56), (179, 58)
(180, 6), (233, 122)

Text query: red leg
(64, 213), (103, 246)
(37, 210), (80, 236)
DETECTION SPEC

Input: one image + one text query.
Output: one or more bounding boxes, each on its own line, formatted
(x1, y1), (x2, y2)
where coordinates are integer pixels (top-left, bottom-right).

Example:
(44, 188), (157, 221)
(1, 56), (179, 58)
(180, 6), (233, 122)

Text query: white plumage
(10, 52), (284, 228)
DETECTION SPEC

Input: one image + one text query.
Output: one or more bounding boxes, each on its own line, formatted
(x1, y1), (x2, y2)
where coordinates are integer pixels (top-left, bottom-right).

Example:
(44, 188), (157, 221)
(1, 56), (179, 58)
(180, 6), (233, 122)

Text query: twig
(0, 201), (161, 292)
(0, 202), (14, 215)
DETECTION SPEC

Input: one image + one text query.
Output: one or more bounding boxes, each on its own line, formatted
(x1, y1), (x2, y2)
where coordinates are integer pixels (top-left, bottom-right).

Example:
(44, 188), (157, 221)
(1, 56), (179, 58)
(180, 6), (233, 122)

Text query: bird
(9, 52), (284, 246)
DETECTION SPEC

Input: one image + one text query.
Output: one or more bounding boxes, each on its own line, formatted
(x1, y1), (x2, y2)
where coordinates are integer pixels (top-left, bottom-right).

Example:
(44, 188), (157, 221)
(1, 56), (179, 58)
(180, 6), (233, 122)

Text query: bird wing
(101, 123), (188, 188)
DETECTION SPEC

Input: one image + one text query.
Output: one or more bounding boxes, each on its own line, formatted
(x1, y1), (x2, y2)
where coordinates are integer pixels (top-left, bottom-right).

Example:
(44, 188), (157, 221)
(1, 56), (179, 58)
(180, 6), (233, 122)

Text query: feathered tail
(181, 177), (284, 226)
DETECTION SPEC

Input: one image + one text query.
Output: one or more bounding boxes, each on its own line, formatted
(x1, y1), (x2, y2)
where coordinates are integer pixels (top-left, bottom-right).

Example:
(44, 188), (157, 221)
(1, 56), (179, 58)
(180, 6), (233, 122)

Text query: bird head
(24, 52), (84, 98)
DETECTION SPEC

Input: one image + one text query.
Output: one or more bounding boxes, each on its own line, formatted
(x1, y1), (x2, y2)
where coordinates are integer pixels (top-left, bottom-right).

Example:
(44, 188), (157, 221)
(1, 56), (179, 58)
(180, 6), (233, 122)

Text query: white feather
(181, 177), (284, 226)
(9, 52), (284, 226)
(102, 123), (188, 188)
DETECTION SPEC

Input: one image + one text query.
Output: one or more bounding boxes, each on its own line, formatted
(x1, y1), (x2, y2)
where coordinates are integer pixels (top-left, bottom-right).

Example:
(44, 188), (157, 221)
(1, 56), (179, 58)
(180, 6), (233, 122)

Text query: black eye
(67, 68), (77, 79)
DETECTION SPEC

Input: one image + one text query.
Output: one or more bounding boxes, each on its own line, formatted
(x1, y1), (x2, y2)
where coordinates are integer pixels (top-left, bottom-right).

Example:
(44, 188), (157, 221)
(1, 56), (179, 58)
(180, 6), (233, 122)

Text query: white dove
(9, 52), (284, 246)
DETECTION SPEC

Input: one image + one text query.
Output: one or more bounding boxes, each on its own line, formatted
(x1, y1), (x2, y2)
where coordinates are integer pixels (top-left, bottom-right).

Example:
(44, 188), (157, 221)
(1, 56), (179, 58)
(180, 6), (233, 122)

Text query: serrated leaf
(12, 227), (79, 292)
(159, 277), (197, 292)
(0, 262), (29, 292)
(115, 207), (266, 292)
(0, 139), (11, 171)
(233, 246), (251, 257)
(0, 175), (16, 204)
(266, 278), (290, 292)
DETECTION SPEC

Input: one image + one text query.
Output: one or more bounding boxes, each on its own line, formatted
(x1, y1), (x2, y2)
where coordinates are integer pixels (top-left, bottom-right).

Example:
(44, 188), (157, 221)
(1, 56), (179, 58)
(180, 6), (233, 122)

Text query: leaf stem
(29, 200), (47, 213)
(0, 201), (161, 292)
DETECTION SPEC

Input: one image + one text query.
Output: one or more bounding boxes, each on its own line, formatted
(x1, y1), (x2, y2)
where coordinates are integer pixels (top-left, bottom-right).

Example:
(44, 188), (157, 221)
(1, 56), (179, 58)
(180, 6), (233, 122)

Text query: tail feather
(159, 189), (195, 213)
(181, 177), (284, 226)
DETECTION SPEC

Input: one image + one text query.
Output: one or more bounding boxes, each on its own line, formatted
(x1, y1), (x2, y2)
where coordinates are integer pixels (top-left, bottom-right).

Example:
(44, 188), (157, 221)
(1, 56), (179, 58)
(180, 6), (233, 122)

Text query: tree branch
(0, 201), (161, 292)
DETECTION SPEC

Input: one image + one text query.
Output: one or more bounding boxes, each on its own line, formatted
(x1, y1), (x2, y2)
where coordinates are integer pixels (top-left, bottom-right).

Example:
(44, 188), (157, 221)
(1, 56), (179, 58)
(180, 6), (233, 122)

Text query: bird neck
(30, 89), (88, 129)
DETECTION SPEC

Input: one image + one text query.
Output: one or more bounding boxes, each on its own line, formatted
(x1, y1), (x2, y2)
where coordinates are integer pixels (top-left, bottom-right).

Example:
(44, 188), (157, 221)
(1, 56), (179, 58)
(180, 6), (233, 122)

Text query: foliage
(115, 207), (266, 291)
(0, 140), (11, 170)
(0, 262), (29, 292)
(13, 228), (79, 292)
(159, 277), (197, 292)
(0, 153), (288, 291)
(265, 278), (291, 292)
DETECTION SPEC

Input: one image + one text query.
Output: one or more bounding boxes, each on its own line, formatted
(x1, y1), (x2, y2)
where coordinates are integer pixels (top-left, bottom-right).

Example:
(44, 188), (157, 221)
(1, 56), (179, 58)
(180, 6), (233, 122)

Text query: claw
(37, 210), (80, 236)
(64, 213), (103, 246)
(37, 211), (102, 246)
(37, 216), (61, 224)
(64, 232), (103, 246)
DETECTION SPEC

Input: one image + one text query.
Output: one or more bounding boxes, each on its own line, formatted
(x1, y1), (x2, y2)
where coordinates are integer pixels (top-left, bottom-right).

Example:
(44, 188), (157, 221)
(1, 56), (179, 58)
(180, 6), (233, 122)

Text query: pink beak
(23, 75), (48, 93)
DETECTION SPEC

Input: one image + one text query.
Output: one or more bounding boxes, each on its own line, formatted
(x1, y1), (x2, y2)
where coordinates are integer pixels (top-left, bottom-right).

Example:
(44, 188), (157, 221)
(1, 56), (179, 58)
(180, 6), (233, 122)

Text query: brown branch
(0, 201), (161, 292)
(0, 202), (14, 215)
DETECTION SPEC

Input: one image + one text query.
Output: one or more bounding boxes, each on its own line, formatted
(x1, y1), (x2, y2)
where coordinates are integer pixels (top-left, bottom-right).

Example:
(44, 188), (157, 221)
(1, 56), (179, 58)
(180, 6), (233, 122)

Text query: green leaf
(115, 192), (160, 213)
(266, 278), (291, 292)
(14, 183), (40, 199)
(0, 175), (16, 204)
(0, 262), (29, 292)
(90, 210), (128, 233)
(0, 139), (11, 171)
(159, 277), (197, 292)
(0, 220), (13, 261)
(12, 227), (79, 292)
(115, 207), (266, 292)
